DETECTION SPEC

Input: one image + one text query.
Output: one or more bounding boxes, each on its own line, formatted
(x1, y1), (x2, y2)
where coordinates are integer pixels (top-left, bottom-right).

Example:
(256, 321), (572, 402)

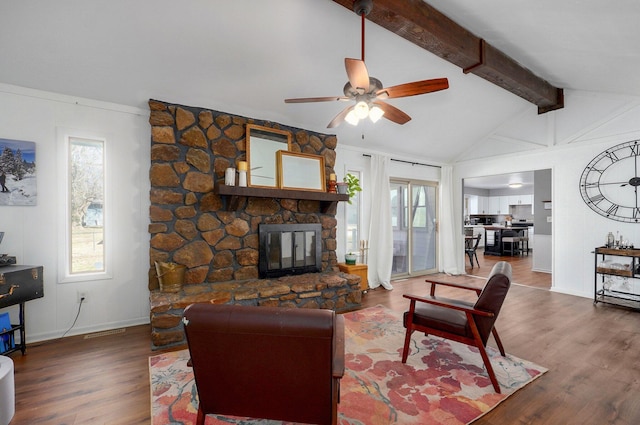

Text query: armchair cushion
(403, 298), (473, 337)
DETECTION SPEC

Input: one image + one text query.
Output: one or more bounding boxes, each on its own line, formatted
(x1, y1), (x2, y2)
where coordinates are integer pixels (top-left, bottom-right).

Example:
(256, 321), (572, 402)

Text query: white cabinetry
(488, 196), (510, 214)
(488, 197), (499, 214)
(467, 195), (478, 215)
(508, 194), (533, 205)
(499, 196), (509, 214)
(478, 196), (488, 214)
(468, 195), (489, 214)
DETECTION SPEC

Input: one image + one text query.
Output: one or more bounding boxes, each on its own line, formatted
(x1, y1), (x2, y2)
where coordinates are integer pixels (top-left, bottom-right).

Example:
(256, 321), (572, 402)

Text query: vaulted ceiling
(0, 1), (638, 164)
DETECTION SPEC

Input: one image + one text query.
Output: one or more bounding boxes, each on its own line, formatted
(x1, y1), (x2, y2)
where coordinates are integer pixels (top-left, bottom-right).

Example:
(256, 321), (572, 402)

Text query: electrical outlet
(77, 290), (88, 303)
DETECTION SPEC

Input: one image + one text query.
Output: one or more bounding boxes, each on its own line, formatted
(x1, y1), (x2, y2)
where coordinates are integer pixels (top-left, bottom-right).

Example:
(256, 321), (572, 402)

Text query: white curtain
(439, 165), (462, 274)
(368, 155), (393, 290)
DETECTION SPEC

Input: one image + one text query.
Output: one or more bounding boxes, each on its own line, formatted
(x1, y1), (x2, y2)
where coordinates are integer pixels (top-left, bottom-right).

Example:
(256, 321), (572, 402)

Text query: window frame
(343, 167), (364, 257)
(390, 178), (439, 278)
(57, 129), (112, 283)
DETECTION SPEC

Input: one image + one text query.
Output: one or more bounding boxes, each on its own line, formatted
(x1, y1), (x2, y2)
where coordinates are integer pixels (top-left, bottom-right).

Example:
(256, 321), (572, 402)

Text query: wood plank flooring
(8, 257), (640, 424)
(464, 249), (552, 290)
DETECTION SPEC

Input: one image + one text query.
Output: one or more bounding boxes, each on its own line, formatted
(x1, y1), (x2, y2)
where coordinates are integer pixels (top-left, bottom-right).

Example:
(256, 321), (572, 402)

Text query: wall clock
(580, 140), (640, 222)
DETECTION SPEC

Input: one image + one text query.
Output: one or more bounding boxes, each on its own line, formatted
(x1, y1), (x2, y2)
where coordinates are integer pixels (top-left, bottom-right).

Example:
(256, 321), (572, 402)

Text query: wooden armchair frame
(402, 262), (511, 393)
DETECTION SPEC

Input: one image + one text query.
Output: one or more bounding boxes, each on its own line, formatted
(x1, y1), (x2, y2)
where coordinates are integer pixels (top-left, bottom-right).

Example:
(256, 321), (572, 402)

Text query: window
(345, 170), (362, 255)
(66, 137), (106, 276)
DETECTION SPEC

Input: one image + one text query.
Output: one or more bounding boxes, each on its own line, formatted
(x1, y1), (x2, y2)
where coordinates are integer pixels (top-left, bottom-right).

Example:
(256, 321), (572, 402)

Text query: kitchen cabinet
(499, 196), (509, 214)
(467, 195), (489, 214)
(478, 196), (489, 214)
(488, 197), (499, 214)
(508, 194), (533, 205)
(467, 195), (477, 215)
(488, 196), (509, 214)
(473, 196), (489, 214)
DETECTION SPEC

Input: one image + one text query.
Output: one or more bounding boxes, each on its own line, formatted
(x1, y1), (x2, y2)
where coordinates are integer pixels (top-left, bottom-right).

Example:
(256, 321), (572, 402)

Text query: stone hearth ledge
(149, 271), (362, 350)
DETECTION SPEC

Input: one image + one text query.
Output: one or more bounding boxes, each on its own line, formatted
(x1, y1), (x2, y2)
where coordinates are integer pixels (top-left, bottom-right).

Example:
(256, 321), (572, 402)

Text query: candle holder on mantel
(328, 173), (337, 193)
(237, 161), (248, 187)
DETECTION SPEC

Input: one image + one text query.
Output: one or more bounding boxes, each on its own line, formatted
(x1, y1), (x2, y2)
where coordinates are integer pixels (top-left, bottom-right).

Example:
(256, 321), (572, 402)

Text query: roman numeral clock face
(580, 140), (640, 222)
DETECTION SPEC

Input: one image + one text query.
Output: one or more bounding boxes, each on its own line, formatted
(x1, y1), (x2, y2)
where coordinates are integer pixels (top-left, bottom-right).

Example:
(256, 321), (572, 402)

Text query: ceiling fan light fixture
(369, 105), (384, 122)
(354, 100), (370, 119)
(283, 0), (448, 128)
(345, 110), (360, 126)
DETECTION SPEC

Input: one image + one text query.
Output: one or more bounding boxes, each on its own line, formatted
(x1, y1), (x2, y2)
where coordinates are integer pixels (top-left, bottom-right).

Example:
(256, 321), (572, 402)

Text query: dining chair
(465, 234), (481, 268)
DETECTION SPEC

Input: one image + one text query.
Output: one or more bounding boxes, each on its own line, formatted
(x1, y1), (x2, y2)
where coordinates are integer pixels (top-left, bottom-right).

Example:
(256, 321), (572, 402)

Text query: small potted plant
(345, 252), (358, 265)
(343, 173), (362, 204)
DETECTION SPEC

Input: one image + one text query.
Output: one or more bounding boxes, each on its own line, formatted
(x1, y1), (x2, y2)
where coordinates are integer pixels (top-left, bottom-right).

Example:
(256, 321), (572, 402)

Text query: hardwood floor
(9, 259), (640, 424)
(464, 249), (552, 290)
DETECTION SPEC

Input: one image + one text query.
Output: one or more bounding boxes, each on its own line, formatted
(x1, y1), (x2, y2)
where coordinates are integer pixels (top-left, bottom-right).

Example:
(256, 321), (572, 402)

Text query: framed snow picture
(0, 138), (37, 206)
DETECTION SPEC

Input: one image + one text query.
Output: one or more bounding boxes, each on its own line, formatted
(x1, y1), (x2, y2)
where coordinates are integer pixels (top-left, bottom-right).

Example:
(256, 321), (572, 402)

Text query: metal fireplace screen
(258, 223), (322, 278)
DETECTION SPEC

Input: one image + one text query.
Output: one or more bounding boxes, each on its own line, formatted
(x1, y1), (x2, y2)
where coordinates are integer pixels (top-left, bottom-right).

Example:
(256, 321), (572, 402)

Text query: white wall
(0, 84), (150, 342)
(453, 90), (640, 298)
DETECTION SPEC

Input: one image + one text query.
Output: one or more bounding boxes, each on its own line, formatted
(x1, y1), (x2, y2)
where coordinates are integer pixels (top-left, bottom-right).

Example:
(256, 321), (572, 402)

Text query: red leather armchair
(182, 303), (345, 425)
(402, 261), (512, 393)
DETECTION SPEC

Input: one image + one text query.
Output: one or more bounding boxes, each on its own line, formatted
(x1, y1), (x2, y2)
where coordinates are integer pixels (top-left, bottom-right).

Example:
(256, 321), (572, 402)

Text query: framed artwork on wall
(0, 138), (37, 206)
(277, 151), (325, 192)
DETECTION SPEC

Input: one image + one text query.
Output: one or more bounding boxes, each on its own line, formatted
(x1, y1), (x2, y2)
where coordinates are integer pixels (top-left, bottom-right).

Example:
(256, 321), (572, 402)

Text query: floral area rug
(150, 305), (546, 425)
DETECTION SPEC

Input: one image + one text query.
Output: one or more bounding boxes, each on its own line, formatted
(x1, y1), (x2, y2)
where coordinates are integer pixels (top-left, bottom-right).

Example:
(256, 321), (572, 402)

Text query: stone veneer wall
(148, 99), (361, 349)
(148, 99), (342, 285)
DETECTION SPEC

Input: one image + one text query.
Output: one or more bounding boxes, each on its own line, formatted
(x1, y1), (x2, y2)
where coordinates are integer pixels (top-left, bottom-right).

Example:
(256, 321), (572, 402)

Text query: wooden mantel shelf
(216, 184), (349, 213)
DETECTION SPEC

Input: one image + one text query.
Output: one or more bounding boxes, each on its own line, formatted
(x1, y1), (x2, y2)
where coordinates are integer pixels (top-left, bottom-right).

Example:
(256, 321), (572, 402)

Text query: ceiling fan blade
(327, 105), (355, 128)
(285, 96), (349, 103)
(345, 58), (370, 94)
(377, 78), (449, 99)
(373, 101), (411, 125)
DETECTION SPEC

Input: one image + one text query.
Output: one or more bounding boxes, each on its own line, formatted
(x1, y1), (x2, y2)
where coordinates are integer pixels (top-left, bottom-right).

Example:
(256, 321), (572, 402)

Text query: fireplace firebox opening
(259, 223), (322, 278)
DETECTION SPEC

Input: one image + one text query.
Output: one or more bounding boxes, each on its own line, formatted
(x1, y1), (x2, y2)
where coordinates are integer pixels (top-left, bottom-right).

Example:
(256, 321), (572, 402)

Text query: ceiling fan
(284, 0), (449, 128)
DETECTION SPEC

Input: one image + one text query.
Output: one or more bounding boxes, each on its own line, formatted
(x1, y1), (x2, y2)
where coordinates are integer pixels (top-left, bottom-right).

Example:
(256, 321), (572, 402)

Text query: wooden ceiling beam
(332, 0), (564, 113)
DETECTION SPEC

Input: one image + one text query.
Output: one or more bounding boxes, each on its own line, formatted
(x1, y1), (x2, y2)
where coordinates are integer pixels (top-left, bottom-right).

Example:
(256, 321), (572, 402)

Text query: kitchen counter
(484, 226), (530, 256)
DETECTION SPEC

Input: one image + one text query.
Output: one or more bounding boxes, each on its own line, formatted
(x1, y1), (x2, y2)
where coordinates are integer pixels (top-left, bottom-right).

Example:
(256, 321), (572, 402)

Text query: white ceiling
(0, 0), (639, 166)
(464, 171), (534, 190)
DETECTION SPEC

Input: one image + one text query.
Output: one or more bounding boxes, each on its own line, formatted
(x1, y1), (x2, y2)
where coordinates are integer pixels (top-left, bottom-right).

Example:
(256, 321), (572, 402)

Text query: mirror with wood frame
(246, 124), (292, 188)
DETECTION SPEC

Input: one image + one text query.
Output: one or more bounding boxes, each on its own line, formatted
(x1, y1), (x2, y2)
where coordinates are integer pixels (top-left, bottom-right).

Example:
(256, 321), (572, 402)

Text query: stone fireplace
(147, 99), (361, 349)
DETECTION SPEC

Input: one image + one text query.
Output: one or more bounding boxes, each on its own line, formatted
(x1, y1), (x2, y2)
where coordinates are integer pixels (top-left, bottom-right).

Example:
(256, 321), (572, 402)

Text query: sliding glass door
(391, 180), (438, 277)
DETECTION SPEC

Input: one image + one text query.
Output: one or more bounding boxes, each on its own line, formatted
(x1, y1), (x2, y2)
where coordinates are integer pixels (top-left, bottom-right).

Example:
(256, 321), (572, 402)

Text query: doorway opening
(463, 169), (552, 289)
